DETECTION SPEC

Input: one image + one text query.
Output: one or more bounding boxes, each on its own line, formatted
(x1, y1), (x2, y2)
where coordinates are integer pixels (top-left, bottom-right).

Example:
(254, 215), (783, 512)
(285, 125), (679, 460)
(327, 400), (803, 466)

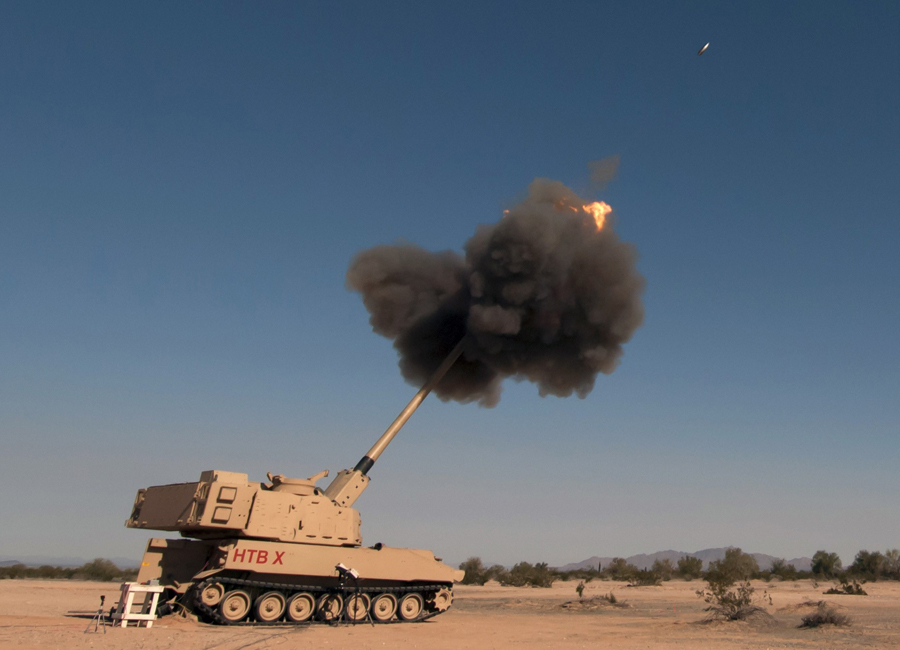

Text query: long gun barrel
(354, 338), (467, 476)
(323, 338), (466, 507)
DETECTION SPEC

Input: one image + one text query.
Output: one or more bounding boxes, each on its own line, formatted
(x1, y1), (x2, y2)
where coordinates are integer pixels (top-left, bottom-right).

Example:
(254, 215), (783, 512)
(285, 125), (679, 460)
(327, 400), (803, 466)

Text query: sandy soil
(1, 578), (898, 649)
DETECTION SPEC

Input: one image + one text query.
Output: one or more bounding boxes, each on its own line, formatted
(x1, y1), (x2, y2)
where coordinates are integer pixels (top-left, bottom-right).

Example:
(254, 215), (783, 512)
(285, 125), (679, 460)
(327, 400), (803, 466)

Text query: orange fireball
(546, 199), (612, 230)
(582, 201), (611, 230)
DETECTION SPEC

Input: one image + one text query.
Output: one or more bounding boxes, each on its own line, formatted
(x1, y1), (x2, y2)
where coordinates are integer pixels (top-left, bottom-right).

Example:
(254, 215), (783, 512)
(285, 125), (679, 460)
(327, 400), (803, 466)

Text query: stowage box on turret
(126, 342), (466, 625)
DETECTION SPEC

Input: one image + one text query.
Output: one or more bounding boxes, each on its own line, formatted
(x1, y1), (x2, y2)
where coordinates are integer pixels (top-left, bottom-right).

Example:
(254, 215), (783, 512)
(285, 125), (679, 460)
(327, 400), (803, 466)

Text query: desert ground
(1, 578), (899, 649)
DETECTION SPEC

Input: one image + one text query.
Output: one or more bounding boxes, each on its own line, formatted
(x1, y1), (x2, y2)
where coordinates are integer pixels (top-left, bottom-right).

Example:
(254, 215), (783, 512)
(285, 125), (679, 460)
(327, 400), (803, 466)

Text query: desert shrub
(697, 557), (770, 621)
(628, 569), (662, 587)
(76, 558), (132, 582)
(651, 559), (675, 581)
(697, 578), (755, 620)
(849, 550), (885, 581)
(564, 570), (598, 582)
(0, 564), (28, 579)
(602, 558), (627, 579)
(560, 591), (629, 611)
(501, 563), (529, 587)
(885, 549), (900, 580)
(677, 556), (703, 580)
(811, 550), (843, 580)
(34, 565), (68, 579)
(0, 560), (134, 582)
(485, 564), (507, 582)
(597, 591), (631, 608)
(459, 557), (487, 585)
(706, 548), (759, 582)
(501, 561), (554, 588)
(527, 562), (554, 588)
(556, 564), (602, 583)
(768, 558), (798, 581)
(603, 558), (637, 581)
(800, 603), (851, 628)
(778, 562), (798, 580)
(529, 563), (553, 587)
(824, 577), (867, 595)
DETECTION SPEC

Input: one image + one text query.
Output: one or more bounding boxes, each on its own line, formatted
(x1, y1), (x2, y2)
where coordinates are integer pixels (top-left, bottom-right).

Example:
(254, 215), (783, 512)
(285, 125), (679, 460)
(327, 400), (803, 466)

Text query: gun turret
(126, 339), (466, 540)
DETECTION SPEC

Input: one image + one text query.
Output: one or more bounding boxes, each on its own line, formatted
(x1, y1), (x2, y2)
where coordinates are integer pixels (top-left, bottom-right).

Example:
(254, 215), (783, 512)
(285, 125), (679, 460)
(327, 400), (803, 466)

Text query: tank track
(187, 576), (452, 625)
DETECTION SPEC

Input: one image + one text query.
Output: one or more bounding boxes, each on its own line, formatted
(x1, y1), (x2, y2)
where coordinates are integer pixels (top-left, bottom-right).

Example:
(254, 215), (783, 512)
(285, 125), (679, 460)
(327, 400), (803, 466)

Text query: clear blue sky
(1, 1), (898, 568)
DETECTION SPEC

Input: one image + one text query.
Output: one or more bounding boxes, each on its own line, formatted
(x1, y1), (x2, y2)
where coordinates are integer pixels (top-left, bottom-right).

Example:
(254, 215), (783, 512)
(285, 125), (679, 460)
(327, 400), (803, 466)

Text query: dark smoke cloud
(347, 178), (645, 406)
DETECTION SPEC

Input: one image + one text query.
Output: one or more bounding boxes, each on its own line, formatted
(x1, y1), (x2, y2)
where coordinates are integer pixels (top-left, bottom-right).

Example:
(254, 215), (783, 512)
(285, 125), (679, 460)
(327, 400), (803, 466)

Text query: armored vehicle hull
(138, 537), (461, 624)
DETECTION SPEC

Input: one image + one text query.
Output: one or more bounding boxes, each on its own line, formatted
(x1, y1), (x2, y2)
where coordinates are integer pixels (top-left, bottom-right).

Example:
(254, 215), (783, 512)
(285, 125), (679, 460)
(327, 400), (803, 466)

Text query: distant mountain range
(0, 556), (139, 568)
(556, 547), (813, 573)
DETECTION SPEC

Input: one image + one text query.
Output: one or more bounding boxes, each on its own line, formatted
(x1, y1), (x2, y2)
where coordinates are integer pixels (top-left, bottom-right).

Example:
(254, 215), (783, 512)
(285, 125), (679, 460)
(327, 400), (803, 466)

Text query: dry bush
(697, 561), (773, 622)
(651, 558), (675, 581)
(502, 562), (554, 588)
(677, 555), (703, 580)
(627, 569), (662, 587)
(886, 549), (900, 580)
(777, 599), (826, 613)
(824, 578), (867, 596)
(560, 592), (628, 610)
(709, 548), (759, 582)
(811, 550), (843, 580)
(459, 557), (487, 585)
(849, 550), (886, 581)
(0, 559), (135, 582)
(767, 558), (799, 581)
(600, 591), (618, 604)
(485, 564), (507, 582)
(800, 603), (851, 628)
(704, 602), (771, 622)
(460, 557), (553, 586)
(602, 557), (637, 581)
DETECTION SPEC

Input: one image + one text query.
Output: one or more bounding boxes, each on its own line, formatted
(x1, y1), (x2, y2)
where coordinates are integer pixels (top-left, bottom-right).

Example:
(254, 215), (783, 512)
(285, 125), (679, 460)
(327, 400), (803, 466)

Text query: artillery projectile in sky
(698, 42), (710, 56)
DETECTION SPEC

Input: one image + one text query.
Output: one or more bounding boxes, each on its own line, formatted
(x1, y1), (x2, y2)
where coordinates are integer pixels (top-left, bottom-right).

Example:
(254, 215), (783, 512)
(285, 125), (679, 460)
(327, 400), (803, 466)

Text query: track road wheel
(285, 592), (315, 622)
(316, 593), (343, 622)
(370, 593), (398, 622)
(427, 587), (453, 612)
(345, 593), (370, 622)
(219, 590), (252, 623)
(398, 593), (424, 621)
(200, 582), (225, 608)
(254, 591), (286, 623)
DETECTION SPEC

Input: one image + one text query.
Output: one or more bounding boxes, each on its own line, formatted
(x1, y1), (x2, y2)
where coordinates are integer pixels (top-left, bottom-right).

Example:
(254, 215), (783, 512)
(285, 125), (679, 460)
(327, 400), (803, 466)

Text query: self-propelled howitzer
(126, 341), (466, 625)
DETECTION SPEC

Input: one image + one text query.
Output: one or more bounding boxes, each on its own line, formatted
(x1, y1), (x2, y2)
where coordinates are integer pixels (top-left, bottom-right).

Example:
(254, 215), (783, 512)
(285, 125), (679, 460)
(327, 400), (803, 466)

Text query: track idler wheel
(316, 593), (343, 622)
(219, 590), (252, 623)
(398, 593), (424, 620)
(370, 593), (397, 622)
(254, 591), (286, 623)
(427, 587), (453, 612)
(285, 592), (315, 622)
